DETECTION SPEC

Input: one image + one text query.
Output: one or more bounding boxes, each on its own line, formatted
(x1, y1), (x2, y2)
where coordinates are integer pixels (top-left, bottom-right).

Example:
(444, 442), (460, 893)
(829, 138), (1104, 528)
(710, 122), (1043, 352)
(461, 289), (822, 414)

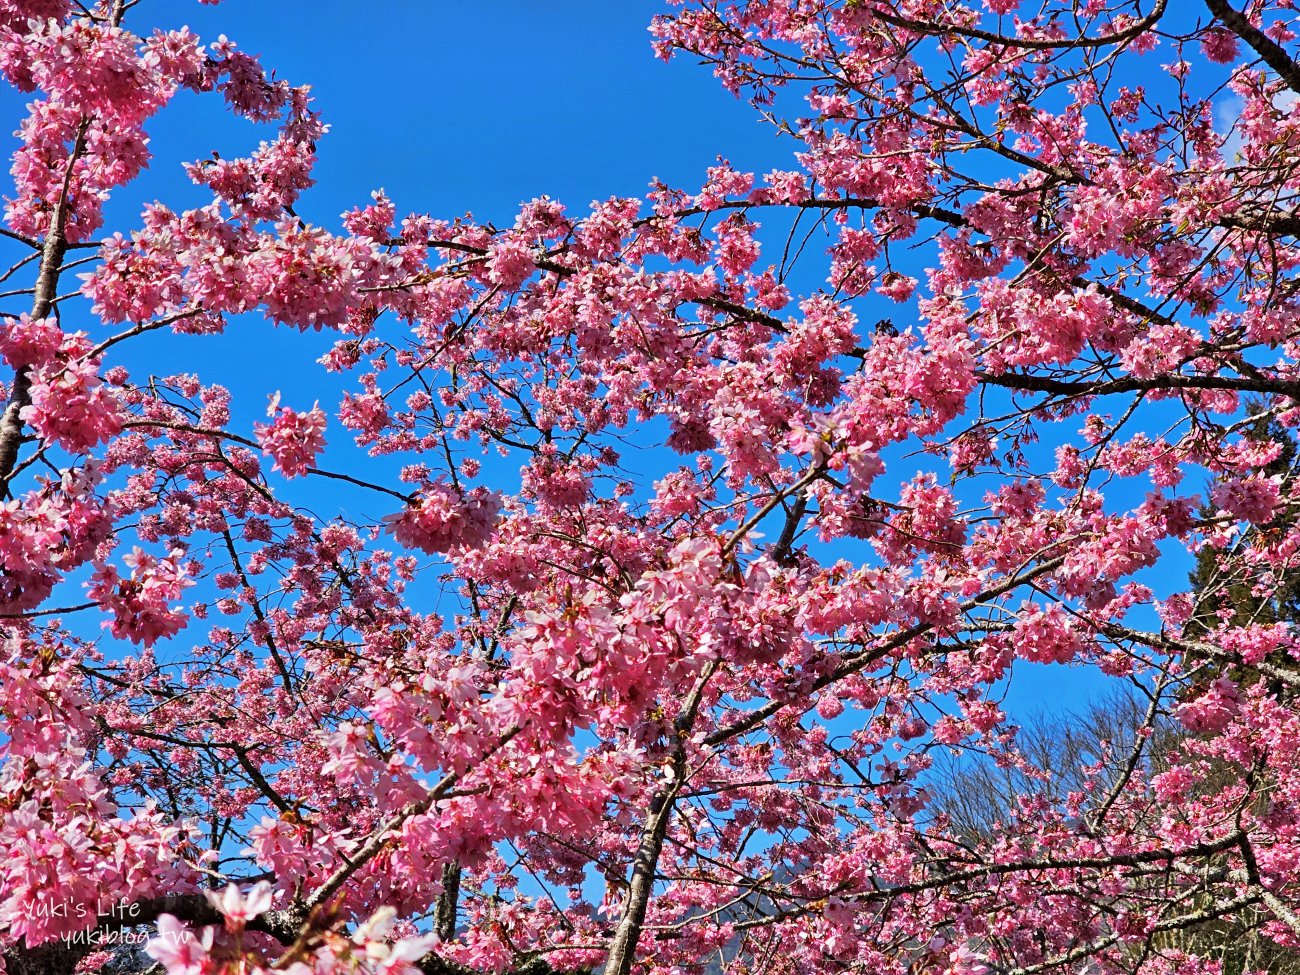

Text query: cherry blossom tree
(5, 1), (1300, 974)
(930, 689), (1300, 975)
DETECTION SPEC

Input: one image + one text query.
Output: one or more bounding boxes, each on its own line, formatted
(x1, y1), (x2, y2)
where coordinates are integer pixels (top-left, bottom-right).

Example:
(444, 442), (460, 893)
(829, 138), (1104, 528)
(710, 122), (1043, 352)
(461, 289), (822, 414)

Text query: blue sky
(0, 0), (816, 501)
(0, 1), (799, 544)
(1, 1), (800, 437)
(0, 1), (1186, 725)
(173, 0), (1135, 720)
(92, 1), (793, 232)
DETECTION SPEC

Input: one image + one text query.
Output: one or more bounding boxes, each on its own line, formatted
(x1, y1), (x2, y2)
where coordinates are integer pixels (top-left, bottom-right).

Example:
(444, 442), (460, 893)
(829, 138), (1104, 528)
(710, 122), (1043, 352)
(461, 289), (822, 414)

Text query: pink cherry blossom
(255, 398), (327, 478)
(385, 483), (501, 555)
(1, 4), (1300, 975)
(144, 915), (214, 975)
(204, 880), (273, 926)
(87, 548), (192, 646)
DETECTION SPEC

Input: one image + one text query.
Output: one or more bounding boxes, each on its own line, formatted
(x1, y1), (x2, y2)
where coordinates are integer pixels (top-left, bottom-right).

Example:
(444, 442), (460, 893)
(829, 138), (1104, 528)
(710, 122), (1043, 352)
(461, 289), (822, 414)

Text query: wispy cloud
(1214, 90), (1299, 162)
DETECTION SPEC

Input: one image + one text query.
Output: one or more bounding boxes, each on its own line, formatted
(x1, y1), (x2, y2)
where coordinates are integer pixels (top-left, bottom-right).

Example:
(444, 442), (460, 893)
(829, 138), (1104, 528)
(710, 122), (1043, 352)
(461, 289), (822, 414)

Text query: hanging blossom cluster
(255, 396), (328, 478)
(86, 547), (192, 647)
(385, 483), (503, 556)
(1, 316), (123, 452)
(6, 3), (1300, 975)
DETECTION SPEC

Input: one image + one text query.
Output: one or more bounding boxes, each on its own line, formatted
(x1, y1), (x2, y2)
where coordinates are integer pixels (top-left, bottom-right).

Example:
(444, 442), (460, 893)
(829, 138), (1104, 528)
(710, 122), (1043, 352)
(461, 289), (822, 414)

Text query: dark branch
(978, 370), (1300, 401)
(1205, 0), (1300, 94)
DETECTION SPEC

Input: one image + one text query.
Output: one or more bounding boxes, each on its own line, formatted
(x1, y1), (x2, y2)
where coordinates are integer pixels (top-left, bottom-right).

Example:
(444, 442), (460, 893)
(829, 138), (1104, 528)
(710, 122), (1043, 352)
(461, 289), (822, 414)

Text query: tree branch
(978, 369), (1300, 401)
(1205, 0), (1300, 94)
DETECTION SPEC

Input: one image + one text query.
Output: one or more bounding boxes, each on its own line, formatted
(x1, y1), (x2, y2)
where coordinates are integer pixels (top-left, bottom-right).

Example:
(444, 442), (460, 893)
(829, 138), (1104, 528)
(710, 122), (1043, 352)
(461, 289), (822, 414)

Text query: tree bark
(601, 663), (716, 975)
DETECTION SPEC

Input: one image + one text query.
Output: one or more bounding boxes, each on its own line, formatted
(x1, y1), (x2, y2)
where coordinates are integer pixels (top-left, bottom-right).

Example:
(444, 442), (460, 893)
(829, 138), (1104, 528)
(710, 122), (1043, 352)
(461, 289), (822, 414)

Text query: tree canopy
(5, 2), (1300, 975)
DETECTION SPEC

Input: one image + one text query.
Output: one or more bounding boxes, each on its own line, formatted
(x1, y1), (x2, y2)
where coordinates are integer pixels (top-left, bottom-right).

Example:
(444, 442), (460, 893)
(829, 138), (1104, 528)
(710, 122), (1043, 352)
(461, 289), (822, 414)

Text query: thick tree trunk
(600, 663), (717, 975)
(436, 860), (461, 943)
(0, 121), (82, 488)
